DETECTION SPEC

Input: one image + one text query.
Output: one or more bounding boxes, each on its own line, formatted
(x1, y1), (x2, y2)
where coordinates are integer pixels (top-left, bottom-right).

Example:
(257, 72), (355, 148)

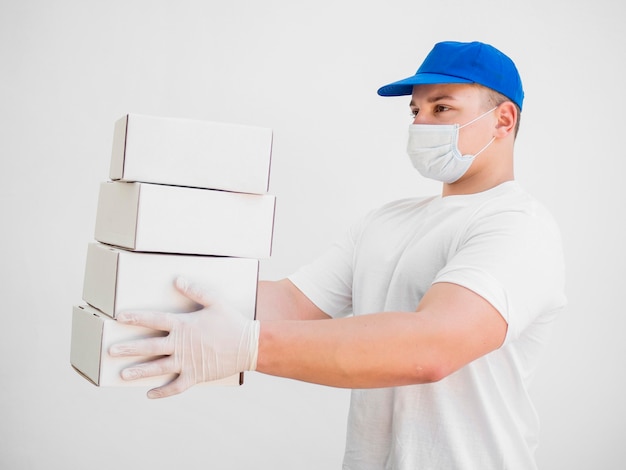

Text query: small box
(70, 304), (243, 387)
(94, 181), (276, 258)
(110, 114), (273, 194)
(82, 242), (259, 319)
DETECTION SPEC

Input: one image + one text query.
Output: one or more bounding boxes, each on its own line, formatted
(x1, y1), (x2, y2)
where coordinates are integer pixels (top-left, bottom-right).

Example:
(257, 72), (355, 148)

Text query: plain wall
(1, 1), (623, 468)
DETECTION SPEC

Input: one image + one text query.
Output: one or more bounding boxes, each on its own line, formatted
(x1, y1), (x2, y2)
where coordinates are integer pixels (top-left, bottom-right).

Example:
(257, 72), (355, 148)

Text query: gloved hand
(109, 276), (260, 399)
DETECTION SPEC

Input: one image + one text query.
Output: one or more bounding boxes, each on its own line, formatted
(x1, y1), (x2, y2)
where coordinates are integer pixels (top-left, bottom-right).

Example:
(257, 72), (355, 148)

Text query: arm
(111, 279), (507, 397)
(257, 281), (507, 388)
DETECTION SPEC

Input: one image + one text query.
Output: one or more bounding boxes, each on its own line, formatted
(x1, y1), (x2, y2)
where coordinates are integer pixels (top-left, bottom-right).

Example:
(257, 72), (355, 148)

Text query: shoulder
(462, 185), (565, 283)
(471, 182), (561, 233)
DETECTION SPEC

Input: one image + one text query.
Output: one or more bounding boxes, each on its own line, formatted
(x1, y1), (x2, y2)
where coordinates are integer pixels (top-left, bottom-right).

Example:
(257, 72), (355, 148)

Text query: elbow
(405, 341), (465, 385)
(409, 361), (455, 384)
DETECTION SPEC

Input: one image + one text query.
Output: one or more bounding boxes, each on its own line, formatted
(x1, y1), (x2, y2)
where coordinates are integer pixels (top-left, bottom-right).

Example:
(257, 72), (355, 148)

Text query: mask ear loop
(470, 136), (496, 158)
(458, 106), (497, 129)
(458, 107), (497, 159)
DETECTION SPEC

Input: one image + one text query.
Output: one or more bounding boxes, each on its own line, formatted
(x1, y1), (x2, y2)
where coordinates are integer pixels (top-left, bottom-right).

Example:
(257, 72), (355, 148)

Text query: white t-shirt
(289, 181), (566, 470)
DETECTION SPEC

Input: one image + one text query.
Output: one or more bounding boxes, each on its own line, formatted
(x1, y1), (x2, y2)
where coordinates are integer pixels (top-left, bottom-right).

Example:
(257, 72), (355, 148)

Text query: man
(110, 41), (566, 469)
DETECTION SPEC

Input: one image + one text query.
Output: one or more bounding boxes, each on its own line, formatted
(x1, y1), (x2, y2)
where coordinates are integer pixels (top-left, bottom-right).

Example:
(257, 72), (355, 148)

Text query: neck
(442, 171), (514, 197)
(442, 146), (515, 197)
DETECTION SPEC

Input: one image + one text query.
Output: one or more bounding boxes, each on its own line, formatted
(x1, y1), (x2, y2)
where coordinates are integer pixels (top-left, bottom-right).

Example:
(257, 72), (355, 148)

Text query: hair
(479, 85), (522, 138)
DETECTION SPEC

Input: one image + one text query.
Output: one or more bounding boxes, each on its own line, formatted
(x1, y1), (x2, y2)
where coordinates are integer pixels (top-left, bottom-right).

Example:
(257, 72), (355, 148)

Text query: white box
(83, 242), (259, 319)
(70, 304), (243, 387)
(94, 181), (275, 258)
(110, 114), (273, 194)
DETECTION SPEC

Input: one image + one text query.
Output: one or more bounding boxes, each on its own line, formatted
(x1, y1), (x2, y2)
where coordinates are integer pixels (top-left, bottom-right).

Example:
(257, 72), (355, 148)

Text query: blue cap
(377, 41), (524, 110)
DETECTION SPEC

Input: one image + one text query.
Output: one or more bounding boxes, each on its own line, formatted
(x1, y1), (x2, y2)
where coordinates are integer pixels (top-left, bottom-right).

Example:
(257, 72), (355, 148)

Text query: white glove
(109, 277), (260, 399)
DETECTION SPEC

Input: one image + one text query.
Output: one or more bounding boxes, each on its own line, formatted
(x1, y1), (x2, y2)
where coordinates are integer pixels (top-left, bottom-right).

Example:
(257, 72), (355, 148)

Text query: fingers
(117, 356), (193, 399)
(119, 355), (175, 381)
(116, 310), (176, 332)
(147, 377), (192, 399)
(109, 281), (223, 400)
(175, 276), (214, 307)
(109, 335), (172, 357)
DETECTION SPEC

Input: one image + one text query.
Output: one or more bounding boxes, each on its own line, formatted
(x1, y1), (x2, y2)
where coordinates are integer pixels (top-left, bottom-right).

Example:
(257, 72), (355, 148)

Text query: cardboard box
(94, 181), (275, 258)
(83, 242), (259, 319)
(70, 304), (243, 387)
(110, 114), (273, 194)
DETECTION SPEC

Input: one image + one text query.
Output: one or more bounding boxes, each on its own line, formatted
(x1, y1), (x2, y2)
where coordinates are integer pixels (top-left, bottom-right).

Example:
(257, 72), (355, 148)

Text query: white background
(1, 1), (623, 468)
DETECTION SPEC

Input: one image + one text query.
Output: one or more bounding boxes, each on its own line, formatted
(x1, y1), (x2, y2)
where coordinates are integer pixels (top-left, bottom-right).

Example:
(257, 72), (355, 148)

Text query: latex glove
(109, 277), (260, 399)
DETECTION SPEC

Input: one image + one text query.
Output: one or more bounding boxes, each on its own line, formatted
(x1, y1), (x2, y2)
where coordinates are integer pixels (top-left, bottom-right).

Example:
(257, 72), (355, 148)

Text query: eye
(434, 104), (451, 113)
(410, 108), (419, 118)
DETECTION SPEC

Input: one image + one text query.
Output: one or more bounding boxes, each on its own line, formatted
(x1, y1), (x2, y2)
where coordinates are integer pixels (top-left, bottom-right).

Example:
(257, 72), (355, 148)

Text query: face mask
(406, 107), (496, 183)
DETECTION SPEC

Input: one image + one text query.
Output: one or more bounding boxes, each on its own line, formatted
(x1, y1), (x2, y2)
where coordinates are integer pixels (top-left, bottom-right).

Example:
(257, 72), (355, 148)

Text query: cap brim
(377, 72), (474, 96)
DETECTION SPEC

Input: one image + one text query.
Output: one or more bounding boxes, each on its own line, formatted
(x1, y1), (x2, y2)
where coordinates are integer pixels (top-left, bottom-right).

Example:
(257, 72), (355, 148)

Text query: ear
(494, 101), (517, 138)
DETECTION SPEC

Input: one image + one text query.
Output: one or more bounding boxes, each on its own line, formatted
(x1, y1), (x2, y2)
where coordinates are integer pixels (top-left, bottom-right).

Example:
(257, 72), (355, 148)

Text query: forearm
(255, 283), (508, 389)
(256, 312), (441, 389)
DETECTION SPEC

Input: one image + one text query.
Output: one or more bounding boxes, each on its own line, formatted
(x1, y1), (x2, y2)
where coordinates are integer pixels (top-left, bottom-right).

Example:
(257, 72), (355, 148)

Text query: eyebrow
(410, 95), (458, 107)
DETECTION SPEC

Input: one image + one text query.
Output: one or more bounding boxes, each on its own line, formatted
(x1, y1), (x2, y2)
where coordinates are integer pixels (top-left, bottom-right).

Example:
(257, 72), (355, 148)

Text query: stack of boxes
(70, 113), (275, 388)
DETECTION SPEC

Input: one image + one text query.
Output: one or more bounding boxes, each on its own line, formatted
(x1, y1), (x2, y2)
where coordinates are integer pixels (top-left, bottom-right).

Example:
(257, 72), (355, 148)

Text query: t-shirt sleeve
(288, 218), (364, 318)
(433, 203), (566, 344)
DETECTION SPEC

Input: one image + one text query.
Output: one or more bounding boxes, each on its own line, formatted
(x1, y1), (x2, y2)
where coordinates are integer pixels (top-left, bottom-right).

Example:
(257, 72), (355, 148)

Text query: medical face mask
(407, 107), (496, 183)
